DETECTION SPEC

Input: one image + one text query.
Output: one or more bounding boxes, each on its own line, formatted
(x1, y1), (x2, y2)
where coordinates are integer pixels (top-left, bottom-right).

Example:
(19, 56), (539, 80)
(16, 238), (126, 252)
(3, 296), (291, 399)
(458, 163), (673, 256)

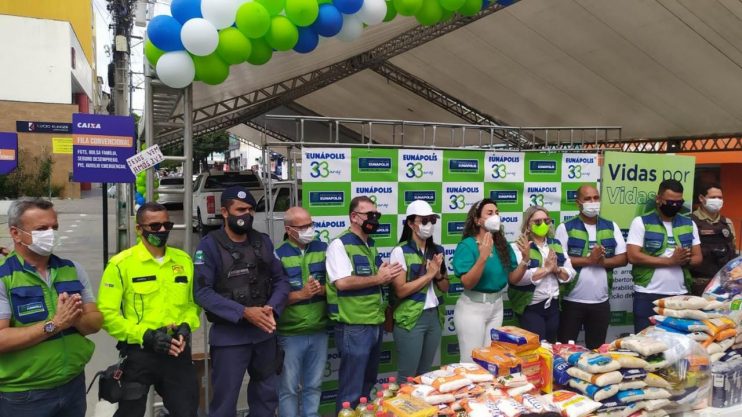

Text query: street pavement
(0, 188), (247, 417)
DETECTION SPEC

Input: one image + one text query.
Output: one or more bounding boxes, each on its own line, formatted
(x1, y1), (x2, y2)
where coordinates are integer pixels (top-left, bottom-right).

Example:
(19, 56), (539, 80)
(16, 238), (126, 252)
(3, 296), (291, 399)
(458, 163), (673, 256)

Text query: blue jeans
(634, 291), (669, 334)
(0, 373), (85, 417)
(278, 332), (329, 417)
(334, 323), (383, 415)
(516, 299), (559, 343)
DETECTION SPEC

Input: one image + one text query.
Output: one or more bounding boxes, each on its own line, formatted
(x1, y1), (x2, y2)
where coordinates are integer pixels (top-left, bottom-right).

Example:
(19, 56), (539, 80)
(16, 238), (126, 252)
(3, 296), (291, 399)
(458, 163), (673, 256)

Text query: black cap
(221, 186), (257, 207)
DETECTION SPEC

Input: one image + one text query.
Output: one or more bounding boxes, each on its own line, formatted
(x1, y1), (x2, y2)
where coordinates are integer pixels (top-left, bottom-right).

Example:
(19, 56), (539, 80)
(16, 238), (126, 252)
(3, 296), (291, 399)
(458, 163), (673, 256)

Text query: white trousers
(453, 290), (504, 363)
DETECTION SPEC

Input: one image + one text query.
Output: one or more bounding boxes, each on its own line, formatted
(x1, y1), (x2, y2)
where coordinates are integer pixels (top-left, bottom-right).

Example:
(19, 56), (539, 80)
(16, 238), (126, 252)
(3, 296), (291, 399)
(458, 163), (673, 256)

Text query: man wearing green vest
(0, 198), (102, 417)
(98, 202), (201, 417)
(555, 185), (627, 349)
(275, 207), (328, 417)
(627, 179), (702, 333)
(325, 196), (403, 414)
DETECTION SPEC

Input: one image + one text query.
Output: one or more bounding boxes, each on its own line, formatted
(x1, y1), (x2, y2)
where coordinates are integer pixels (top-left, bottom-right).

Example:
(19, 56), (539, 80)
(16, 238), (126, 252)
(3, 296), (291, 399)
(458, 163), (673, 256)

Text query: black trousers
(557, 299), (611, 349)
(114, 345), (198, 417)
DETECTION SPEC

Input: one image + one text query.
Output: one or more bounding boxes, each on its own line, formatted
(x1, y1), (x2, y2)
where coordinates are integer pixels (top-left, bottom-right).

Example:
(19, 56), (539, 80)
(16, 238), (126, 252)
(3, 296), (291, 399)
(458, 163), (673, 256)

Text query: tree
(163, 131), (230, 173)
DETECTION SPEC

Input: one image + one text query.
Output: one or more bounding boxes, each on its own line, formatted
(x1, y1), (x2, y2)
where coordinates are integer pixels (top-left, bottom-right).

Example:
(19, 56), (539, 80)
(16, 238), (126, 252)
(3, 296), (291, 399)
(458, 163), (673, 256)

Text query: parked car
(157, 176), (184, 207)
(192, 171), (265, 235)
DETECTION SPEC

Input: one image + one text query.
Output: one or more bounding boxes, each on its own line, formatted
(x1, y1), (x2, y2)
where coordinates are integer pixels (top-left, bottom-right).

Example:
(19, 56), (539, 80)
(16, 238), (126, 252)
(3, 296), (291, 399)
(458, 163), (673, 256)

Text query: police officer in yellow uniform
(98, 202), (201, 417)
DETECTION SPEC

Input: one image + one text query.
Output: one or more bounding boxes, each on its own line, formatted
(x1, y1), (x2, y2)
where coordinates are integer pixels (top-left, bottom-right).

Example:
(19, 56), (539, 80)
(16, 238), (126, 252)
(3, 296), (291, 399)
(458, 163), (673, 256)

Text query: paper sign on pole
(52, 137), (73, 154)
(126, 144), (164, 175)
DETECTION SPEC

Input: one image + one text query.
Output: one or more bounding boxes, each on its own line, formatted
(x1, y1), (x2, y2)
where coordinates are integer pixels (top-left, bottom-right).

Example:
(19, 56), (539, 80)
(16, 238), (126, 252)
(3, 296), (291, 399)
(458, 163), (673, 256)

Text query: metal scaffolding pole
(144, 63), (155, 202)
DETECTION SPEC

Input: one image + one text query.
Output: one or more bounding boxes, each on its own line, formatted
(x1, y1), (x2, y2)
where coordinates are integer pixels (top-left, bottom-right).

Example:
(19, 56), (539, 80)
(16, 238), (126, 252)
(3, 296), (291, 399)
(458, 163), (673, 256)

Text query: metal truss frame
(578, 132), (742, 153)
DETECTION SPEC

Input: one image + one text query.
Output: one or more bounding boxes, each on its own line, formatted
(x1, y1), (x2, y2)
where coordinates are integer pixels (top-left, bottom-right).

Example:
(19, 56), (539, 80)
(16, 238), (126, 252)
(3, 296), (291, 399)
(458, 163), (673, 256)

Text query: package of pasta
(566, 367), (623, 387)
(472, 346), (522, 377)
(553, 342), (590, 360)
(567, 352), (621, 373)
(610, 336), (669, 357)
(568, 378), (619, 401)
(490, 326), (539, 353)
(536, 345), (554, 393)
(715, 328), (737, 342)
(443, 362), (495, 383)
(542, 390), (602, 417)
(654, 295), (709, 310)
(608, 353), (649, 369)
(703, 317), (736, 335)
(407, 384), (456, 405)
(429, 374), (473, 393)
(383, 395), (438, 417)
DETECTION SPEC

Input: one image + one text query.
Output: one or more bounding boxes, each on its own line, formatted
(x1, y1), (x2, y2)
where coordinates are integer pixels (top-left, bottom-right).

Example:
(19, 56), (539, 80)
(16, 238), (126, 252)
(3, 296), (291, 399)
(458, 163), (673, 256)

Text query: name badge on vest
(313, 272), (326, 283)
(645, 240), (662, 250)
(357, 265), (372, 276)
(18, 302), (44, 317)
(568, 247), (582, 257)
(289, 279), (302, 290)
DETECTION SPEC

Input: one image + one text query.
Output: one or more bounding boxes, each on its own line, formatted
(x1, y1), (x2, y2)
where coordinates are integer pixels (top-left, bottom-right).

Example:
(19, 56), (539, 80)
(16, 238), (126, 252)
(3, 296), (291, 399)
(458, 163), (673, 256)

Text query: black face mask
(227, 213), (253, 235)
(659, 200), (684, 217)
(142, 230), (169, 248)
(361, 218), (380, 234)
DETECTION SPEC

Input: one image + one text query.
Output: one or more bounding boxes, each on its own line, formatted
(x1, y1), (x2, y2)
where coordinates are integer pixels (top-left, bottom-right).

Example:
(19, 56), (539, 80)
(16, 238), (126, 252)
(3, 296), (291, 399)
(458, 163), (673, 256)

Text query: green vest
(326, 230), (384, 325)
(631, 211), (694, 291)
(560, 216), (619, 298)
(393, 240), (445, 331)
(508, 238), (565, 315)
(276, 238), (329, 335)
(0, 253), (95, 392)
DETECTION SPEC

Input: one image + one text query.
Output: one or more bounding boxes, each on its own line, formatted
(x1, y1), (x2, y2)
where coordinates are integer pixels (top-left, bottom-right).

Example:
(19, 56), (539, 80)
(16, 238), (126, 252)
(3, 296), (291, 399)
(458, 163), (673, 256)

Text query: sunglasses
(417, 216), (438, 226)
(662, 199), (684, 206)
(139, 222), (175, 231)
(531, 218), (553, 226)
(354, 211), (381, 220)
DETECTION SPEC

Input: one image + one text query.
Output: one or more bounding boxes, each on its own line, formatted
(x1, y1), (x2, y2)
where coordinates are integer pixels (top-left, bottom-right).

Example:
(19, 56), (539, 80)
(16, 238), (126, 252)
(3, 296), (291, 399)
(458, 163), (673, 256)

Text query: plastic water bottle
(338, 401), (356, 417)
(355, 397), (368, 415)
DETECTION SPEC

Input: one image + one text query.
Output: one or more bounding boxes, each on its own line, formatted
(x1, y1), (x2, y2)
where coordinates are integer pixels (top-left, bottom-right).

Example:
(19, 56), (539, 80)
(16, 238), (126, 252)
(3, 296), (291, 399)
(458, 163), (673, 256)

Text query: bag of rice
(642, 387), (671, 400)
(617, 388), (646, 403)
(506, 382), (536, 397)
(617, 380), (647, 391)
(520, 393), (546, 413)
(651, 316), (709, 333)
(710, 352), (724, 362)
(654, 295), (709, 310)
(645, 410), (669, 417)
(408, 384), (456, 405)
(610, 336), (669, 357)
(620, 368), (648, 381)
(715, 328), (737, 342)
(495, 373), (528, 388)
(490, 326), (539, 353)
(639, 398), (670, 411)
(462, 397), (503, 417)
(443, 362), (495, 383)
(568, 378), (619, 401)
(418, 369), (454, 385)
(567, 367), (623, 387)
(553, 355), (572, 385)
(543, 390), (602, 417)
(644, 373), (672, 389)
(653, 307), (709, 321)
(704, 317), (736, 335)
(471, 346), (521, 377)
(451, 383), (485, 400)
(568, 352), (621, 373)
(430, 374), (473, 393)
(704, 300), (728, 310)
(608, 353), (649, 369)
(494, 397), (527, 417)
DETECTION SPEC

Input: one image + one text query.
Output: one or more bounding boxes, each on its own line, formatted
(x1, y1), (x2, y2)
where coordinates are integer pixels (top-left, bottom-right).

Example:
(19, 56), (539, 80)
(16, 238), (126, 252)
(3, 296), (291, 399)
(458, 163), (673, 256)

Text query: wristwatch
(43, 320), (56, 335)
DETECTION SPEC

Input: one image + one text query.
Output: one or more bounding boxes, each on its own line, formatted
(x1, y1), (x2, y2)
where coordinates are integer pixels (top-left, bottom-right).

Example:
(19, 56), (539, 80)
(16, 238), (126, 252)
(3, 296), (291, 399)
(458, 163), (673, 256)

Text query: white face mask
(483, 215), (501, 233)
(294, 227), (316, 245)
(704, 198), (723, 213)
(416, 222), (434, 240)
(581, 202), (601, 218)
(20, 228), (59, 256)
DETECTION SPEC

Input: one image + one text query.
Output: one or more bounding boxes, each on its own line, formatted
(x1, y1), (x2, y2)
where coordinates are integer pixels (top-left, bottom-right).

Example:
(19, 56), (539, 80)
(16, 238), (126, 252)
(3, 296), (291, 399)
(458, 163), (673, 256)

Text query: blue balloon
(294, 27), (319, 53)
(135, 195), (145, 205)
(171, 0), (202, 24)
(481, 0), (489, 9)
(147, 15), (184, 51)
(333, 0), (363, 14)
(497, 0), (515, 5)
(312, 4), (343, 37)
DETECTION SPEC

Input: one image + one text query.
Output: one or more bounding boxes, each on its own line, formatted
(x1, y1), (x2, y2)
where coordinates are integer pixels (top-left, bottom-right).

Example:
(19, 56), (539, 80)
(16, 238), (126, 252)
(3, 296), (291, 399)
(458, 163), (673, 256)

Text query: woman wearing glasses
(509, 206), (575, 342)
(452, 198), (519, 363)
(389, 200), (448, 380)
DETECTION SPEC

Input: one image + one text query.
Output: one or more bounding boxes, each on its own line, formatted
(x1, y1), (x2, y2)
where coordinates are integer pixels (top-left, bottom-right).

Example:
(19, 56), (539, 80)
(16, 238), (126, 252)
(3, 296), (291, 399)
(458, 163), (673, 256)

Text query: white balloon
(357, 0), (386, 25)
(181, 18), (219, 56)
(336, 14), (363, 42)
(156, 51), (195, 89)
(201, 0), (238, 29)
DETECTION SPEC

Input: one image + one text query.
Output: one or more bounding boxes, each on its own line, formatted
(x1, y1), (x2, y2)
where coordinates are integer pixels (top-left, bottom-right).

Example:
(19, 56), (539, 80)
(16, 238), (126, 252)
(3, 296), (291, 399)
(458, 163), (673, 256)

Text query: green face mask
(530, 222), (550, 237)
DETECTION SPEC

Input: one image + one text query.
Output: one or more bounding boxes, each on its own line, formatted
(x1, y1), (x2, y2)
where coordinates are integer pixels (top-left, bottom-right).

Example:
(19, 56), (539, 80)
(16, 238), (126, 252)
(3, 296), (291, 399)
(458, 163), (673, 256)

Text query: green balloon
(440, 8), (454, 21)
(383, 0), (397, 21)
(458, 0), (481, 16)
(192, 53), (230, 85)
(247, 37), (273, 65)
(285, 0), (319, 27)
(265, 16), (298, 51)
(393, 0), (422, 16)
(236, 2), (271, 39)
(144, 39), (165, 66)
(439, 0), (464, 11)
(257, 0), (286, 15)
(318, 0), (331, 4)
(217, 27), (252, 64)
(415, 0), (442, 25)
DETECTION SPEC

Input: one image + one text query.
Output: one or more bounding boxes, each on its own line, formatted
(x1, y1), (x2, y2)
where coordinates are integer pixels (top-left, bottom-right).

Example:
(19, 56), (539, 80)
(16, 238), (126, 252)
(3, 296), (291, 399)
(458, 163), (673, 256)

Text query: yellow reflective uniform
(98, 242), (200, 344)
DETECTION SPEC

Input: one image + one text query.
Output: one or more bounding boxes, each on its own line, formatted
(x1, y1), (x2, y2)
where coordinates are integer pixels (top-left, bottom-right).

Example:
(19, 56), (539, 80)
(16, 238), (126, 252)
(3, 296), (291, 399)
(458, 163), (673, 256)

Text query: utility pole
(108, 0), (136, 253)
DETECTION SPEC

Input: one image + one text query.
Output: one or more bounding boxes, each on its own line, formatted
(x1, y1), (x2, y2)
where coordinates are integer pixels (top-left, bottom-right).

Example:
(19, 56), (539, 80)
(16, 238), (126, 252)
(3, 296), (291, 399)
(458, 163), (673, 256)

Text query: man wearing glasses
(193, 186), (289, 417)
(325, 196), (404, 414)
(98, 202), (201, 417)
(275, 206), (328, 417)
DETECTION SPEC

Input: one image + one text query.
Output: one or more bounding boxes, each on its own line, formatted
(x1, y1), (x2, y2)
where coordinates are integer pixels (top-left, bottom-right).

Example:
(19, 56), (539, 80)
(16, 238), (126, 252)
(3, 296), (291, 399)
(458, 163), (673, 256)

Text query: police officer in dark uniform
(690, 183), (737, 295)
(193, 186), (289, 417)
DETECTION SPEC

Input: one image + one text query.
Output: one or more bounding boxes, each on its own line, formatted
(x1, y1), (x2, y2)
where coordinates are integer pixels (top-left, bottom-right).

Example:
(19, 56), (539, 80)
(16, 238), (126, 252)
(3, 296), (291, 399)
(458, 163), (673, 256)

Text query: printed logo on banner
(529, 160), (557, 174)
(404, 190), (436, 205)
(561, 211), (580, 224)
(486, 152), (525, 182)
(313, 217), (349, 243)
(443, 183), (483, 214)
(490, 189), (518, 204)
(357, 157), (392, 173)
(309, 191), (345, 207)
(398, 150), (442, 182)
(370, 223), (392, 240)
(353, 183), (397, 213)
(524, 153), (561, 182)
(444, 304), (456, 336)
(500, 213), (523, 242)
(523, 183), (562, 212)
(448, 159), (479, 173)
(377, 247), (392, 264)
(302, 148), (351, 181)
(443, 245), (456, 277)
(562, 153), (600, 182)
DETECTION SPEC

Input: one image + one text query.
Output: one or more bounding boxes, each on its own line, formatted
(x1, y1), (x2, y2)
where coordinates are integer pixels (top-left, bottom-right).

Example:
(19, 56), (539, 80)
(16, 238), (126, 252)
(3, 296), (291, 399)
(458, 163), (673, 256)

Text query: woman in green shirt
(452, 199), (528, 362)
